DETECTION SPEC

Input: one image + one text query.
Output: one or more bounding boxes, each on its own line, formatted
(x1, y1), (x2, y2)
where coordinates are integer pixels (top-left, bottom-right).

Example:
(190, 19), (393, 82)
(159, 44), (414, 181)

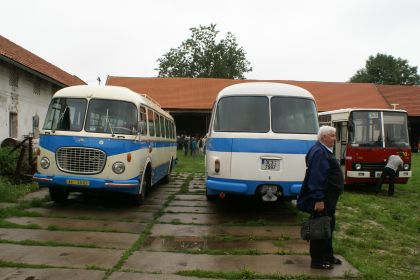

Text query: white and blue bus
(205, 82), (318, 201)
(33, 85), (177, 204)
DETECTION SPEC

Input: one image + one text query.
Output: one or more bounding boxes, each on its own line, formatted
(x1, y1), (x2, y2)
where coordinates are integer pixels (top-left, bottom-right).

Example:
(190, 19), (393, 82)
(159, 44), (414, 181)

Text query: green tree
(350, 53), (420, 85)
(156, 24), (252, 79)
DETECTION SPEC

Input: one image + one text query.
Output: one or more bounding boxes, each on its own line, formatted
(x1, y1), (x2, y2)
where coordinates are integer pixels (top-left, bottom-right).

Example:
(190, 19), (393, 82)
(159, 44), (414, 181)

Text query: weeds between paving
(0, 151), (419, 279)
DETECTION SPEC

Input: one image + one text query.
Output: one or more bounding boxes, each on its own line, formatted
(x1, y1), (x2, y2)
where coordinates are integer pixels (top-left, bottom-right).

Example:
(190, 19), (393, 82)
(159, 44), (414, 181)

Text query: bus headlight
(112, 162), (125, 174)
(40, 157), (50, 169)
(355, 163), (361, 170)
(403, 164), (410, 170)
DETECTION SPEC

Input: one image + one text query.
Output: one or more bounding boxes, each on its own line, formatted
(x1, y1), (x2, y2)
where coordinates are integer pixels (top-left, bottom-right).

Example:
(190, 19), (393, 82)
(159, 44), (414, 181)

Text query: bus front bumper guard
(347, 170), (412, 178)
(32, 173), (140, 189)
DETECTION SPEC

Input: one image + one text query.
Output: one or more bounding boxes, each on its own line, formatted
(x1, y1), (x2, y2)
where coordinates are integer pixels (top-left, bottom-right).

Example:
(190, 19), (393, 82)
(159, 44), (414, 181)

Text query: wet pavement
(0, 172), (359, 279)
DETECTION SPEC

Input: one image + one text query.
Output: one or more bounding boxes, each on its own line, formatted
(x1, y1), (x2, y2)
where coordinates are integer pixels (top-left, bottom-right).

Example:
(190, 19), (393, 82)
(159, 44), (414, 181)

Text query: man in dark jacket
(297, 126), (344, 270)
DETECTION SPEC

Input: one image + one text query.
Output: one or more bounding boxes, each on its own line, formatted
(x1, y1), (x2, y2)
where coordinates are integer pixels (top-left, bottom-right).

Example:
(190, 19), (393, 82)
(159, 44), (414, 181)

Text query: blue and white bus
(33, 85), (177, 204)
(205, 82), (318, 201)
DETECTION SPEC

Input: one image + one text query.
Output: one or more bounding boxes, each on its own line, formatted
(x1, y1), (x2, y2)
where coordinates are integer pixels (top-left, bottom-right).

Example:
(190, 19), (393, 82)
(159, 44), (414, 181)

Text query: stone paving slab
(158, 213), (297, 225)
(18, 188), (49, 201)
(164, 206), (216, 214)
(124, 251), (358, 277)
(6, 217), (146, 233)
(0, 228), (138, 249)
(27, 207), (155, 222)
(131, 204), (162, 212)
(0, 268), (105, 280)
(0, 202), (16, 209)
(0, 243), (123, 269)
(108, 271), (216, 280)
(174, 195), (207, 201)
(151, 224), (301, 239)
(168, 200), (212, 207)
(144, 236), (307, 254)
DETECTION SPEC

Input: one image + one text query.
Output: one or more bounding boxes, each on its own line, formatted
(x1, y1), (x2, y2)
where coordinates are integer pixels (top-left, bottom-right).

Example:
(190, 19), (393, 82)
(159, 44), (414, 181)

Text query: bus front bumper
(32, 173), (140, 194)
(347, 170), (412, 178)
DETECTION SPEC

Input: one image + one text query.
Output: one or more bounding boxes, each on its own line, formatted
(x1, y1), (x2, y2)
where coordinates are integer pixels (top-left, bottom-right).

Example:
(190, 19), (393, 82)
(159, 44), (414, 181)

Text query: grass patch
(0, 177), (38, 203)
(174, 150), (205, 173)
(334, 153), (420, 280)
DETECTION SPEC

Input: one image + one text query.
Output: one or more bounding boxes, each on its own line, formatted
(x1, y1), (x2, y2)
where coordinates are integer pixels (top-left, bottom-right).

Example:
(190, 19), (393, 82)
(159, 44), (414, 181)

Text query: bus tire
(134, 167), (150, 205)
(162, 158), (173, 184)
(49, 186), (69, 203)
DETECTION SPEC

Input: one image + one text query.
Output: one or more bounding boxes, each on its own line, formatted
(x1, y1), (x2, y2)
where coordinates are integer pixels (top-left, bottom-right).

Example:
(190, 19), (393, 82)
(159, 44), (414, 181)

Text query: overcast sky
(1, 0), (419, 85)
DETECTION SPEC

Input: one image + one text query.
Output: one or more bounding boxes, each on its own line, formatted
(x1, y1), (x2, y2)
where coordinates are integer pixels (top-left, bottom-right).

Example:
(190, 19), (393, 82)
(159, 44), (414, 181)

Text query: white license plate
(261, 159), (280, 171)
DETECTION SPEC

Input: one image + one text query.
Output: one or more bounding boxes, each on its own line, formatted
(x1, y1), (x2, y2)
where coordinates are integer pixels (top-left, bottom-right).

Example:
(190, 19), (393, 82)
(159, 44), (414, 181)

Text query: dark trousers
(310, 212), (336, 265)
(376, 167), (396, 195)
(310, 191), (339, 265)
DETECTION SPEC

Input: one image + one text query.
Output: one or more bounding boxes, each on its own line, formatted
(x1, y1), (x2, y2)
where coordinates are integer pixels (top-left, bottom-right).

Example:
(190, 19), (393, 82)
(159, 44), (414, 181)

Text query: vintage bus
(318, 108), (412, 185)
(205, 82), (319, 201)
(33, 85), (177, 204)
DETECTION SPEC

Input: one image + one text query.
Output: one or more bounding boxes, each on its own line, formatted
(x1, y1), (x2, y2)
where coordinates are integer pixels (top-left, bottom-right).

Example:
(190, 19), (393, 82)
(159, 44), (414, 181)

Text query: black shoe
(328, 257), (342, 265)
(311, 262), (334, 270)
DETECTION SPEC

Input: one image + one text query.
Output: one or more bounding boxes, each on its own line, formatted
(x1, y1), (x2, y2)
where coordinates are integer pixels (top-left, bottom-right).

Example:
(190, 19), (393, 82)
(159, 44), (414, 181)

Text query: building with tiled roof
(106, 76), (420, 148)
(0, 35), (86, 142)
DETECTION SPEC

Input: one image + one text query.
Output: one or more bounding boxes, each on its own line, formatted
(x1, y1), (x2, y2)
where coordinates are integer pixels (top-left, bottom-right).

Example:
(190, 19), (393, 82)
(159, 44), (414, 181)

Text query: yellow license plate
(66, 179), (90, 186)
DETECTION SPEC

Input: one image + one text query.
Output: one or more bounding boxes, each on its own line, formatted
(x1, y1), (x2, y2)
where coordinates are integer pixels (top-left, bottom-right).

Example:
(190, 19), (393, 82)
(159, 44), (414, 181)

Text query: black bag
(300, 214), (331, 241)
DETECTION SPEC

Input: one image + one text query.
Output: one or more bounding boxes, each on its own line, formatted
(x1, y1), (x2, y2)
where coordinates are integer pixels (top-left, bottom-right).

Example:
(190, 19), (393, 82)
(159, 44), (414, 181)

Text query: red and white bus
(318, 108), (412, 185)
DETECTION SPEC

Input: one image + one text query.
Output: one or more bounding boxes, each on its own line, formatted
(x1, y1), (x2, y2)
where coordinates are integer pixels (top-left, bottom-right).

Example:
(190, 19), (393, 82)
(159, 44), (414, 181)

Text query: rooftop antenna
(97, 77), (101, 85)
(390, 103), (399, 110)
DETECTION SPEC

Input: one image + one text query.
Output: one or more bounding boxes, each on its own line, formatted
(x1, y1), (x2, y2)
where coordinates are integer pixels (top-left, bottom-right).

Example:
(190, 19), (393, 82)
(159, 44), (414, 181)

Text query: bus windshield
(43, 98), (87, 131)
(214, 96), (269, 133)
(349, 111), (409, 147)
(383, 111), (409, 147)
(85, 99), (138, 135)
(271, 97), (318, 134)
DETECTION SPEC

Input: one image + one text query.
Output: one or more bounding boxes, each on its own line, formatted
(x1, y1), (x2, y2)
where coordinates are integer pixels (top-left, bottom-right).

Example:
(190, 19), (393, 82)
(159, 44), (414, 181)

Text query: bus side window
(147, 109), (155, 137)
(139, 106), (147, 135)
(155, 113), (161, 137)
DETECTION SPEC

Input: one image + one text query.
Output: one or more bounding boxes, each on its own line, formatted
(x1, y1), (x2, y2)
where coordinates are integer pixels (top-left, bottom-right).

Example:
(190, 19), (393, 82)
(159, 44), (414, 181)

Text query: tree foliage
(350, 53), (420, 85)
(156, 24), (252, 79)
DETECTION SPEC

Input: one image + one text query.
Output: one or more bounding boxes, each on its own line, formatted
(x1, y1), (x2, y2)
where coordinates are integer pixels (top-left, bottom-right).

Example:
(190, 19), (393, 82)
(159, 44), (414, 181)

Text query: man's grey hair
(318, 125), (336, 140)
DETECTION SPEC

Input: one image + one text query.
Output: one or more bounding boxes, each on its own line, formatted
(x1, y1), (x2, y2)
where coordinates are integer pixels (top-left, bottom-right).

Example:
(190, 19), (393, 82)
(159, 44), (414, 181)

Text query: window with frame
(139, 106), (147, 135)
(9, 68), (19, 87)
(147, 109), (155, 137)
(155, 113), (161, 137)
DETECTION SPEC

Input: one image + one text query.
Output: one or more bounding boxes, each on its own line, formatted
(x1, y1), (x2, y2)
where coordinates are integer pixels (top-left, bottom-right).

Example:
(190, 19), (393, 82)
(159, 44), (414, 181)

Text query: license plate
(66, 179), (90, 186)
(261, 159), (280, 171)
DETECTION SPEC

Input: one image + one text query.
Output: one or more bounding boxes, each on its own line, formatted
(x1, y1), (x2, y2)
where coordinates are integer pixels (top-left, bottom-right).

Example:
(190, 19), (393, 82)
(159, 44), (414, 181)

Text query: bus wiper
(105, 109), (114, 134)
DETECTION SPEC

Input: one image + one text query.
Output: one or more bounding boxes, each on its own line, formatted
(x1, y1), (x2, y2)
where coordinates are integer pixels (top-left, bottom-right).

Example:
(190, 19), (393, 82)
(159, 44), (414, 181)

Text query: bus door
(333, 121), (348, 173)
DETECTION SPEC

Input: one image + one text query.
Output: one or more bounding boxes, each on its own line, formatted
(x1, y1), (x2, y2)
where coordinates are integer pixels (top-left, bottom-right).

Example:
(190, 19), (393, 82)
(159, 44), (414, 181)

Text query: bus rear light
(214, 159), (220, 173)
(127, 153), (132, 162)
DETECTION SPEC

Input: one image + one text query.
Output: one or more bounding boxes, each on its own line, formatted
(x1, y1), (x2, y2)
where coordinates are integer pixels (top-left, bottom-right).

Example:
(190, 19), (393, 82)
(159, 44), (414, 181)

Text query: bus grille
(358, 163), (386, 171)
(56, 147), (106, 174)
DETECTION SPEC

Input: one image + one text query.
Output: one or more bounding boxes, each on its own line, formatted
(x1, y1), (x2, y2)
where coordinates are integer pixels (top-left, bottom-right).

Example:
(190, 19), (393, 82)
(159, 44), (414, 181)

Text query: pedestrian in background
(376, 154), (403, 196)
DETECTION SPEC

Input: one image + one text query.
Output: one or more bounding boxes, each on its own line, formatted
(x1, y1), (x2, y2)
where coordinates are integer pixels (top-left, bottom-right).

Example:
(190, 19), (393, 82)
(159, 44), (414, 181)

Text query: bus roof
(216, 82), (315, 100)
(319, 108), (407, 115)
(53, 85), (173, 119)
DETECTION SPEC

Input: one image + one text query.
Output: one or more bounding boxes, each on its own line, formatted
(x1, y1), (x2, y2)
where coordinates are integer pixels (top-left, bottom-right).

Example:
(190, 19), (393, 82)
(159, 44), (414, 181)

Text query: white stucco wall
(0, 60), (57, 143)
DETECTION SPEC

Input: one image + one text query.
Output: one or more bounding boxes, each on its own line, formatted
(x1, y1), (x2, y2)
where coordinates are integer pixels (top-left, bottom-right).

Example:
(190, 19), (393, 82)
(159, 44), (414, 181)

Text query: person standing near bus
(376, 154), (403, 196)
(297, 126), (344, 270)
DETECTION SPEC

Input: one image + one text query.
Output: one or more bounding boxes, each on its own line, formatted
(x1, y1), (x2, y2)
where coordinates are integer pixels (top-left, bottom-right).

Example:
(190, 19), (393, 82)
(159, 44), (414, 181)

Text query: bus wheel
(134, 179), (148, 206)
(49, 187), (69, 203)
(162, 159), (173, 184)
